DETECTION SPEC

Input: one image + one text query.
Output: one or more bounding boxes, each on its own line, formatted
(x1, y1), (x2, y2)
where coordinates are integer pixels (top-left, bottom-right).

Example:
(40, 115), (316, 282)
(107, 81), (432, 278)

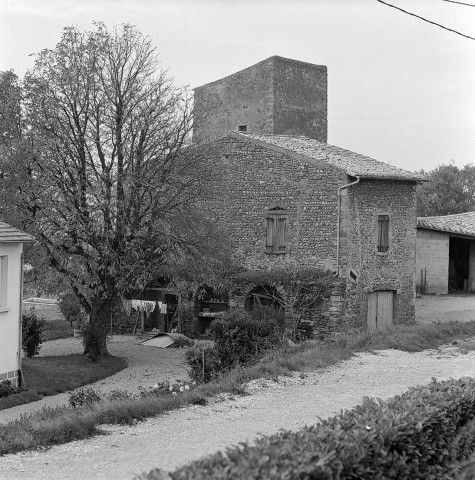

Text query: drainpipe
(335, 176), (360, 277)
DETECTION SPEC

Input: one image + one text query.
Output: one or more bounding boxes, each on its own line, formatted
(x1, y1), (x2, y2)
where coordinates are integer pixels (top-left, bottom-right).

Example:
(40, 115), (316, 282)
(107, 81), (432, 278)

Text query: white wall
(416, 229), (449, 295)
(0, 243), (23, 385)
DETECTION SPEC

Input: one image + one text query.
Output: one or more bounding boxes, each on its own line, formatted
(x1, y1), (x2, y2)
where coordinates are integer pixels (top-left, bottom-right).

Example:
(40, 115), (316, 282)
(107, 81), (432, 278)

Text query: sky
(0, 0), (474, 172)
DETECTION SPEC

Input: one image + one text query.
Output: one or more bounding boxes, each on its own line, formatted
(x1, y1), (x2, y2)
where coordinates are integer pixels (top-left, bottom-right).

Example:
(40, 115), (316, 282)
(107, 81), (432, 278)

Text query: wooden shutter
(377, 215), (389, 252)
(266, 209), (288, 253)
(266, 217), (275, 252)
(276, 216), (287, 252)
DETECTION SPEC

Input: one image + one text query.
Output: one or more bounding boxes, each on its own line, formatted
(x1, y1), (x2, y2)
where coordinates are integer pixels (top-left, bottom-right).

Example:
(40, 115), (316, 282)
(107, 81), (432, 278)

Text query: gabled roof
(235, 132), (426, 182)
(0, 222), (35, 243)
(417, 212), (475, 237)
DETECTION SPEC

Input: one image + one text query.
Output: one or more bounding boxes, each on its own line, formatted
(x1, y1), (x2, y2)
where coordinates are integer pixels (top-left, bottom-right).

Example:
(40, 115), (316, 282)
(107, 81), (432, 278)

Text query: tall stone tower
(193, 56), (327, 143)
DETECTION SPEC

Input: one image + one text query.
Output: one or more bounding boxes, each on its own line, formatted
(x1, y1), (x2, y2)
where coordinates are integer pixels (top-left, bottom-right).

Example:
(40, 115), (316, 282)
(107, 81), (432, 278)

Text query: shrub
(211, 309), (281, 370)
(0, 390), (42, 410)
(68, 387), (102, 408)
(169, 377), (475, 479)
(21, 311), (46, 358)
(186, 344), (222, 383)
(0, 379), (21, 398)
(58, 292), (82, 326)
(185, 310), (282, 382)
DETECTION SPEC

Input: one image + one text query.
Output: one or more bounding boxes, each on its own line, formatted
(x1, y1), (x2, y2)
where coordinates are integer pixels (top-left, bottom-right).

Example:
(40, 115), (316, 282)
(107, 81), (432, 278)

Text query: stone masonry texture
(342, 180), (417, 327)
(193, 56), (327, 143)
(196, 133), (418, 334)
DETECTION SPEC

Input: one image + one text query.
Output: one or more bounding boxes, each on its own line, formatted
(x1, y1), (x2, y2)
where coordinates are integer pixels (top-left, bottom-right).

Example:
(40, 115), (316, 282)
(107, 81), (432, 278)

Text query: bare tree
(23, 23), (227, 359)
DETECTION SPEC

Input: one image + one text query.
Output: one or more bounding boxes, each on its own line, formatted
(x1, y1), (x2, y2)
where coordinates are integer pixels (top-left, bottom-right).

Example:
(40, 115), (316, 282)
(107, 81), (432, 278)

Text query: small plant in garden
(138, 378), (196, 398)
(22, 310), (46, 358)
(186, 343), (222, 383)
(0, 379), (22, 398)
(106, 389), (134, 402)
(68, 387), (103, 408)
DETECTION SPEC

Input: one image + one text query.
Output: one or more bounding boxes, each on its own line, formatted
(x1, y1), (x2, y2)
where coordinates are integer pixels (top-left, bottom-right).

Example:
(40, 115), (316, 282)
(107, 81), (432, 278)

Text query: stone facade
(342, 180), (417, 327)
(193, 56), (327, 144)
(189, 56), (421, 336)
(197, 133), (419, 334)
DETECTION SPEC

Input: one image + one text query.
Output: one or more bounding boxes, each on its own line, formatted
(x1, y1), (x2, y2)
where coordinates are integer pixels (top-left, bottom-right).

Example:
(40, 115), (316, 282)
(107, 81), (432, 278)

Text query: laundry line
(122, 299), (167, 317)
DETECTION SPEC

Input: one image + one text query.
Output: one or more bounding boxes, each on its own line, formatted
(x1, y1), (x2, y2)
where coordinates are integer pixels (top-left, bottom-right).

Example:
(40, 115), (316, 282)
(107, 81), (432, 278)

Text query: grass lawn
(22, 355), (127, 396)
(41, 321), (74, 342)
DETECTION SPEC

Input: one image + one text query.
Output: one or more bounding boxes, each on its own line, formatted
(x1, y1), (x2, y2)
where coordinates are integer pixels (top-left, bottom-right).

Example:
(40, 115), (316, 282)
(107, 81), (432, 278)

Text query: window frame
(265, 208), (288, 255)
(0, 256), (9, 312)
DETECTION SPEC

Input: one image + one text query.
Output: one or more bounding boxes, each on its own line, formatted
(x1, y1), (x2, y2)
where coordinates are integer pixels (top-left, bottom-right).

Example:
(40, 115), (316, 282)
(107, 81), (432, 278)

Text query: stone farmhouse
(191, 56), (425, 336)
(417, 212), (475, 295)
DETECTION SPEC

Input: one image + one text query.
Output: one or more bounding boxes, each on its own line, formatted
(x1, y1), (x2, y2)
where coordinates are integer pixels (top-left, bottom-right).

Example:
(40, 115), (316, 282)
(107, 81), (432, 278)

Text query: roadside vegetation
(2, 319), (475, 456)
(142, 377), (475, 480)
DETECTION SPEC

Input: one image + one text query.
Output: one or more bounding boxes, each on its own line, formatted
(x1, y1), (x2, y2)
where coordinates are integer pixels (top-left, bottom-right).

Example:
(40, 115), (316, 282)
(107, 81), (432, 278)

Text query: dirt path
(2, 342), (475, 480)
(416, 293), (475, 324)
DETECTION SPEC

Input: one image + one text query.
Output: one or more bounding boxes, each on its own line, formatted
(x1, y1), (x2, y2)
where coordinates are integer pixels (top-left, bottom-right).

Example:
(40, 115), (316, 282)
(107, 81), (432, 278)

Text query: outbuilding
(417, 212), (475, 295)
(0, 222), (35, 387)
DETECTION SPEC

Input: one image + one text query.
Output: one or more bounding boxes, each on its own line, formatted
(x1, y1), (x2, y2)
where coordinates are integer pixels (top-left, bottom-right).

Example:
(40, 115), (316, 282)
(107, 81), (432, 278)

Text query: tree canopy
(17, 23), (229, 357)
(417, 162), (475, 217)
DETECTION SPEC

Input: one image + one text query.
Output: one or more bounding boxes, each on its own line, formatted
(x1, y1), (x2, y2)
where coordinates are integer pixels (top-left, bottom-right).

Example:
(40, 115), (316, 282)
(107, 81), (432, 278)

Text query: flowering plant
(138, 378), (196, 398)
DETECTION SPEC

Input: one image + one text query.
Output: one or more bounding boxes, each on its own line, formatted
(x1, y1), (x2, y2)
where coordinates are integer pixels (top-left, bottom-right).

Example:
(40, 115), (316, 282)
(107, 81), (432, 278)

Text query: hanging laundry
(160, 303), (167, 314)
(122, 299), (132, 316)
(130, 299), (156, 317)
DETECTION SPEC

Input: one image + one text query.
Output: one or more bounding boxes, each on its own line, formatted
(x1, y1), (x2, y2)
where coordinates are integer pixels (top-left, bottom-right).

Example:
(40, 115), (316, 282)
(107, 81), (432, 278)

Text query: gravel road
(1, 339), (475, 480)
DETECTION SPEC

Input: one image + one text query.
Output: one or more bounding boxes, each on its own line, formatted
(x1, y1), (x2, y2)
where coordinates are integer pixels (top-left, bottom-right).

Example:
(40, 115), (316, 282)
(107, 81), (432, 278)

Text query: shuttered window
(266, 208), (288, 254)
(377, 215), (390, 253)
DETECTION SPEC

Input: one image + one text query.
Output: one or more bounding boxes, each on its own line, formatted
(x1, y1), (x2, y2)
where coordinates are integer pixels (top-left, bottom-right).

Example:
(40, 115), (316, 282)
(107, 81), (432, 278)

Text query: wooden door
(367, 291), (394, 331)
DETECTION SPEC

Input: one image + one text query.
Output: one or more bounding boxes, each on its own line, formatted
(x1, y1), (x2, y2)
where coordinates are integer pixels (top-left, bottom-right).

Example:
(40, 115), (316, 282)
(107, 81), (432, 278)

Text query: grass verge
(2, 320), (475, 456)
(22, 355), (127, 396)
(41, 321), (74, 342)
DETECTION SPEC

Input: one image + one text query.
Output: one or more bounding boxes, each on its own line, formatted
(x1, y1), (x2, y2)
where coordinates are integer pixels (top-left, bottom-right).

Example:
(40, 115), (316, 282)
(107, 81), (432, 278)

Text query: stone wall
(343, 179), (417, 327)
(193, 56), (327, 143)
(416, 229), (449, 294)
(226, 279), (345, 338)
(203, 135), (346, 274)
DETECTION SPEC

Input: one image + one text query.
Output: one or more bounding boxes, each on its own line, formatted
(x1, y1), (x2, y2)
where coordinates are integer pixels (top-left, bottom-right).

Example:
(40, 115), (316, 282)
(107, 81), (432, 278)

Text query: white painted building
(0, 222), (35, 387)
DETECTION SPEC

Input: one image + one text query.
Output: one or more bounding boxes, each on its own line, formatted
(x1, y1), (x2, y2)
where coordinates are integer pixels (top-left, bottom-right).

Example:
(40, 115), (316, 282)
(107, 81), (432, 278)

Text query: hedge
(164, 377), (475, 479)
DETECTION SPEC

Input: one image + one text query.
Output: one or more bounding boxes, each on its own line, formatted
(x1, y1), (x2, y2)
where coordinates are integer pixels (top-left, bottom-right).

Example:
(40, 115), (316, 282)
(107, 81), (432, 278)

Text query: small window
(238, 125), (247, 132)
(0, 256), (8, 308)
(377, 215), (390, 253)
(266, 208), (288, 254)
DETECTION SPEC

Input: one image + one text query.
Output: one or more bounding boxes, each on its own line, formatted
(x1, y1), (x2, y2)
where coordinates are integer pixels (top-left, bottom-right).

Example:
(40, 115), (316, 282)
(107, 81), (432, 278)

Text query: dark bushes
(169, 377), (475, 479)
(0, 379), (21, 398)
(21, 311), (46, 358)
(186, 309), (282, 382)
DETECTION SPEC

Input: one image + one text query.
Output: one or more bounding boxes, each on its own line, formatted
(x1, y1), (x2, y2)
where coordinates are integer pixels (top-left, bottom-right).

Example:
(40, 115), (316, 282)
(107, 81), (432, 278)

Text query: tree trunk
(83, 297), (112, 360)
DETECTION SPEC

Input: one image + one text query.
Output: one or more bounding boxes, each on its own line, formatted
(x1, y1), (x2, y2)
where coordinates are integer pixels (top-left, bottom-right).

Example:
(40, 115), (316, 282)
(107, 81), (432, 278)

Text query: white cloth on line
(130, 299), (156, 317)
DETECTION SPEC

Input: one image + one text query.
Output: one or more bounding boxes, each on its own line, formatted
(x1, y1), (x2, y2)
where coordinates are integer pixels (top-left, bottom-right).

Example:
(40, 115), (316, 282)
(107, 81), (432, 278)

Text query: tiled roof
(417, 212), (475, 237)
(0, 222), (35, 243)
(237, 133), (426, 181)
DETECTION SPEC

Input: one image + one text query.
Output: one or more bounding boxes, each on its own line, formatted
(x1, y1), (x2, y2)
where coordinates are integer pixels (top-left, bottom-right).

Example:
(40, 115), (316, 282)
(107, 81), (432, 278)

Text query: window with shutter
(377, 215), (390, 253)
(266, 208), (288, 254)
